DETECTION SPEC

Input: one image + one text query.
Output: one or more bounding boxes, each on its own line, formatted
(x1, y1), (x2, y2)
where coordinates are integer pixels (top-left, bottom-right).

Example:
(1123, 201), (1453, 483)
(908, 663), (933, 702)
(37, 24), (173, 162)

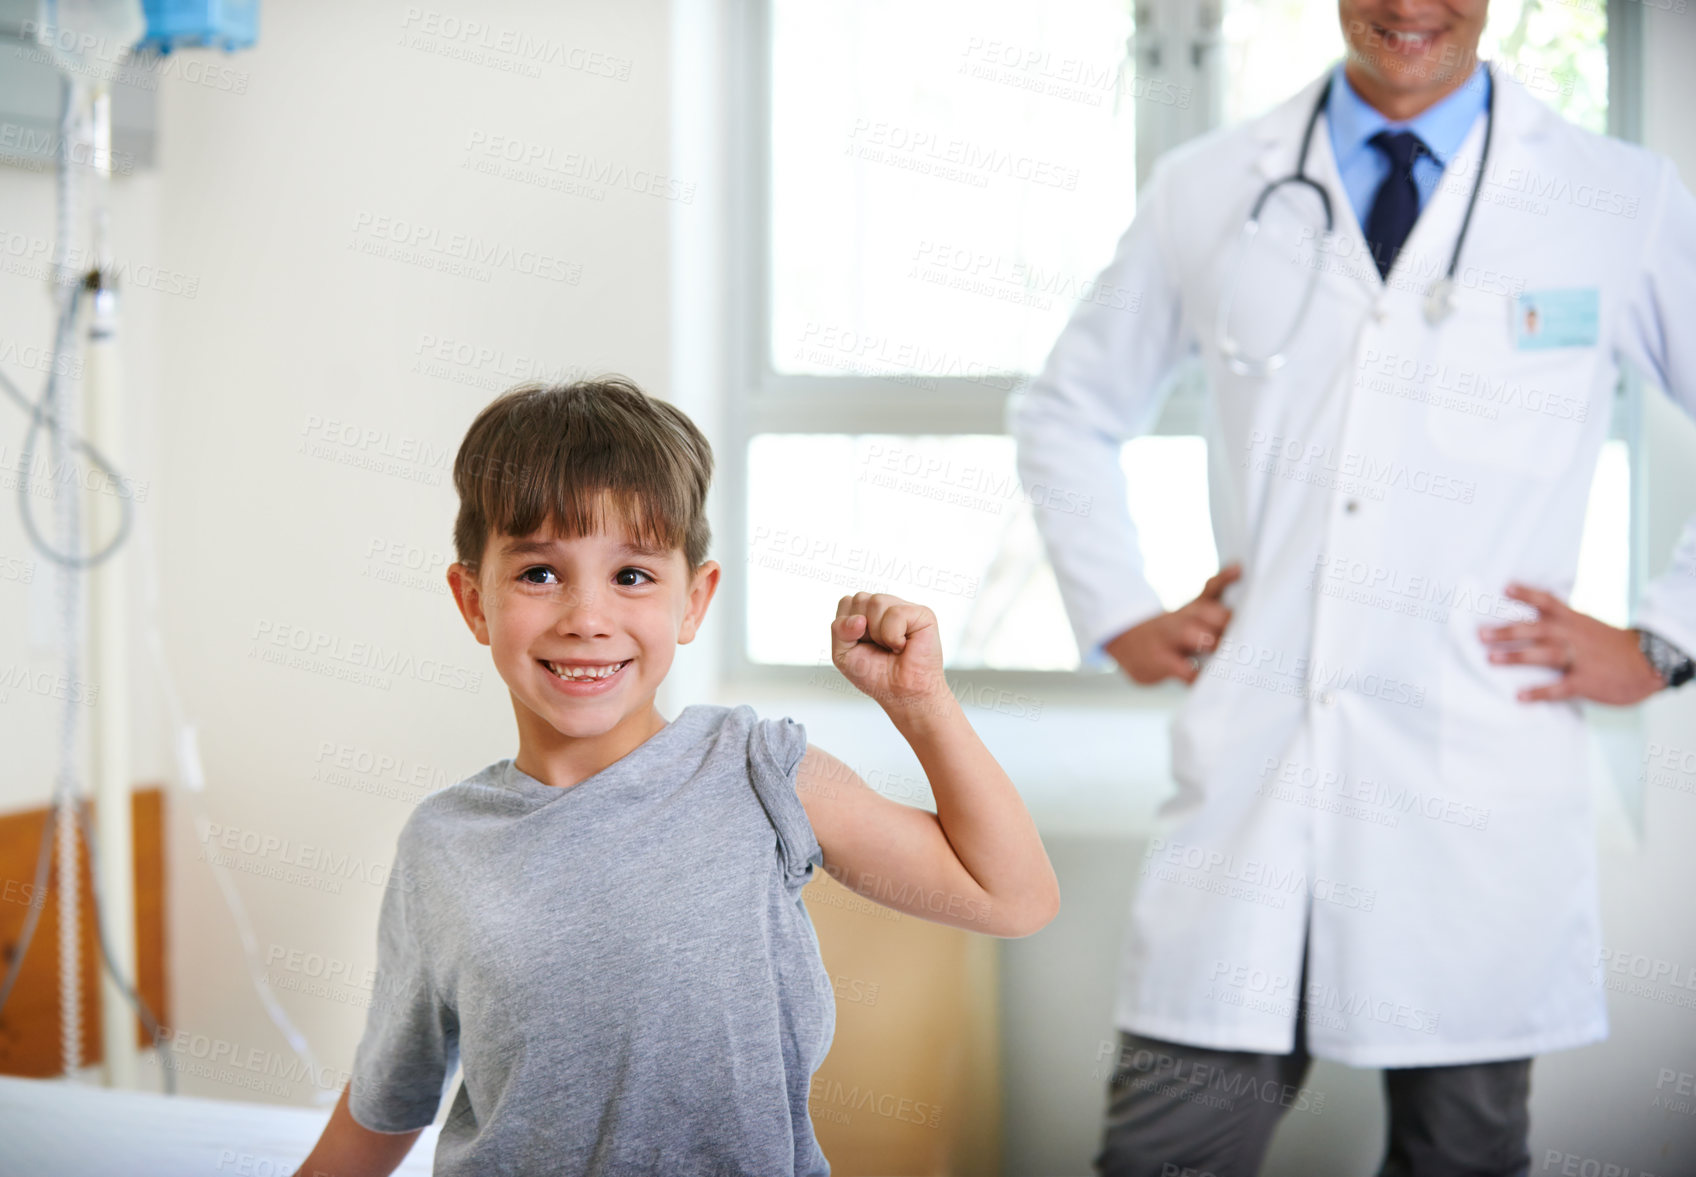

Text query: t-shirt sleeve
(347, 826), (459, 1133)
(744, 708), (823, 891)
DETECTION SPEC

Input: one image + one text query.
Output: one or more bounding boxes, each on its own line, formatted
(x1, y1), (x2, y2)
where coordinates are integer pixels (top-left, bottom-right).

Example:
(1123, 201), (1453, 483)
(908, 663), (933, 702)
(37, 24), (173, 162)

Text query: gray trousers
(1092, 961), (1532, 1177)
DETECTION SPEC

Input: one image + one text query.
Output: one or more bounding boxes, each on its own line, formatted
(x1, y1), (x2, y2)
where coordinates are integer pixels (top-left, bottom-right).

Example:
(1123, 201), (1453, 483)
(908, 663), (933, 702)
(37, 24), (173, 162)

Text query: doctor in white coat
(1012, 2), (1696, 1175)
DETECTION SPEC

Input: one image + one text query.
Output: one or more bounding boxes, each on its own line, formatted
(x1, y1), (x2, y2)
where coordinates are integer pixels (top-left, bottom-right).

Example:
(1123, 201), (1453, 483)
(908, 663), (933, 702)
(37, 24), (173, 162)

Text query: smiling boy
(290, 377), (1060, 1177)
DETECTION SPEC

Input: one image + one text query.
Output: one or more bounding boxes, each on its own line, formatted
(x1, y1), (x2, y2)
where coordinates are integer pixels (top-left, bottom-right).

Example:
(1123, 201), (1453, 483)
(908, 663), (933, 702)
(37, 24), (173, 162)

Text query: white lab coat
(1012, 63), (1696, 1066)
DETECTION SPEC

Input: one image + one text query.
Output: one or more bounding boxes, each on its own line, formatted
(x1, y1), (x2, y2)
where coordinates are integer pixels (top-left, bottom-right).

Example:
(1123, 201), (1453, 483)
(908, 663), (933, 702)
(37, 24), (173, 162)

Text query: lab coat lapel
(1252, 70), (1379, 305)
(1308, 105), (1380, 301)
(1480, 59), (1556, 156)
(1250, 72), (1330, 185)
(1445, 63), (1555, 252)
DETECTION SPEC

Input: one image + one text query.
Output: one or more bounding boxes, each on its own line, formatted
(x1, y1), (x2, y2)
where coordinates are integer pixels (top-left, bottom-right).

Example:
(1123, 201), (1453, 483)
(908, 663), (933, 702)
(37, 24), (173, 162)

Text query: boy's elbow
(993, 887), (1061, 939)
(1029, 887), (1062, 934)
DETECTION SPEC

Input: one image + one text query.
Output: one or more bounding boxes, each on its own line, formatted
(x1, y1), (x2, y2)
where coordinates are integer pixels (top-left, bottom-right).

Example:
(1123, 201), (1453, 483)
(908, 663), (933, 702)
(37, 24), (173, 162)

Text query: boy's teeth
(547, 660), (628, 681)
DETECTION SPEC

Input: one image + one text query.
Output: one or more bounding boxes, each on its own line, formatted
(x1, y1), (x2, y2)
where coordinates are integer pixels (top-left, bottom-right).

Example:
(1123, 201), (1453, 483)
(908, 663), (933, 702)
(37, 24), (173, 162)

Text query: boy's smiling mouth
(541, 658), (632, 685)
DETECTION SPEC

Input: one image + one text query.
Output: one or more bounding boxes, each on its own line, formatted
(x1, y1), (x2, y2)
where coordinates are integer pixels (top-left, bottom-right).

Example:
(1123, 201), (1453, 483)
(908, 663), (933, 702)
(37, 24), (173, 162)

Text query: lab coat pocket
(1420, 291), (1598, 478)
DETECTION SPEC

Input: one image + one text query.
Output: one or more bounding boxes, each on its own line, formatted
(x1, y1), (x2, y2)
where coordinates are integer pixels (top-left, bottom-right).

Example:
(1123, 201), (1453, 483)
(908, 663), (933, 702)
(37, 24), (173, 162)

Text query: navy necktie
(1364, 129), (1427, 279)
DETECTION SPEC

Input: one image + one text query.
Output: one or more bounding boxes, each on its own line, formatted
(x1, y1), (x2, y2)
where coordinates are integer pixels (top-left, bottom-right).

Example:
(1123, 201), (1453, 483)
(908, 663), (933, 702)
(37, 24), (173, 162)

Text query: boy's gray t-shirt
(347, 703), (836, 1177)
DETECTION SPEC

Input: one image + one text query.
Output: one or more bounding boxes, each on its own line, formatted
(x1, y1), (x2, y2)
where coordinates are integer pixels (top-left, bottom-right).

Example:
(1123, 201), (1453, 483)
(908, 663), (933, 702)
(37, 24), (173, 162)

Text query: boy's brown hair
(451, 377), (714, 578)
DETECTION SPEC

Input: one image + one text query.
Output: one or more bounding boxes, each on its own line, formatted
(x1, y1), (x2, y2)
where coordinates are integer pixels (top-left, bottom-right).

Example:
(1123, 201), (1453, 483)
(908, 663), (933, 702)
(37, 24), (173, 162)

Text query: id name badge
(1513, 288), (1599, 349)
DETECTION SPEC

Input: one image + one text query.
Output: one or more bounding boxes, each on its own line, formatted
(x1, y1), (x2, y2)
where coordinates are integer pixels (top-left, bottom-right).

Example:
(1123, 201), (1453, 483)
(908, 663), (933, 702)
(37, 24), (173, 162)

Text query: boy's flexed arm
(795, 592), (1061, 938)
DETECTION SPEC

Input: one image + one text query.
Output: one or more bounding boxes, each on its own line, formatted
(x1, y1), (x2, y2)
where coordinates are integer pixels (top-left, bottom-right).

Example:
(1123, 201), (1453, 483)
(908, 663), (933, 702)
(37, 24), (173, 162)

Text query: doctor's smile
(1343, 0), (1489, 94)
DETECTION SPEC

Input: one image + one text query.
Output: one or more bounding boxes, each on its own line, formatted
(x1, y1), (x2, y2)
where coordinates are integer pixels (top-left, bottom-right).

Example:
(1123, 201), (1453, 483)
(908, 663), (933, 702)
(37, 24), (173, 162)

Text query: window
(744, 433), (1213, 671)
(735, 0), (1628, 677)
(770, 0), (1139, 380)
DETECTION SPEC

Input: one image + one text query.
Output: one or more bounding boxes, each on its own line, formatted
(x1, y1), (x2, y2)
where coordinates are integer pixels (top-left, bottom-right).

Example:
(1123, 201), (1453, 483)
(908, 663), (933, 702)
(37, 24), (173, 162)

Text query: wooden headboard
(0, 786), (167, 1076)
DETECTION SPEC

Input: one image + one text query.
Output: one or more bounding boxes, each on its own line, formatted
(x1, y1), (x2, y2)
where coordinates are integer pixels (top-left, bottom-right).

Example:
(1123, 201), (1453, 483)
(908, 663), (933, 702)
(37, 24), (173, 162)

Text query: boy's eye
(517, 566), (652, 587)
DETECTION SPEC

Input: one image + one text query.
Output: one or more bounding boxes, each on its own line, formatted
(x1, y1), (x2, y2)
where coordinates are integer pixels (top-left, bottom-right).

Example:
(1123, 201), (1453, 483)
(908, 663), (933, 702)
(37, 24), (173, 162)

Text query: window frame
(721, 0), (1646, 709)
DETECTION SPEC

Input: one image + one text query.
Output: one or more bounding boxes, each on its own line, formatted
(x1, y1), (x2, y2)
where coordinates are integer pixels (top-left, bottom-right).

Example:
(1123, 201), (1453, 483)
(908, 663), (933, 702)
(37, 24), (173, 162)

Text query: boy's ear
(447, 563), (492, 645)
(677, 560), (721, 646)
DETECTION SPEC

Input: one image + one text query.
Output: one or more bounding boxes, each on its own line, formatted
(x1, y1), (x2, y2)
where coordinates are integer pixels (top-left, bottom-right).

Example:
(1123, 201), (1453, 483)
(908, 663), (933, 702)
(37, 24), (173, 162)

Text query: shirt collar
(1326, 59), (1489, 170)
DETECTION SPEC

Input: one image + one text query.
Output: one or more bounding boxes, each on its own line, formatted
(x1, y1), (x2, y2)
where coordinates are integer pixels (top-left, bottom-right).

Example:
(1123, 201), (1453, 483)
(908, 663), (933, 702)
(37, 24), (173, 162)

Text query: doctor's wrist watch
(1633, 627), (1695, 690)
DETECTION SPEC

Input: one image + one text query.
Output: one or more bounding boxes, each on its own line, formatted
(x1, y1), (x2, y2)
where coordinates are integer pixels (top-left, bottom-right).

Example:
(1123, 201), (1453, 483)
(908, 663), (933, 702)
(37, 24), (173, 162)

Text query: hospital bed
(0, 1074), (439, 1177)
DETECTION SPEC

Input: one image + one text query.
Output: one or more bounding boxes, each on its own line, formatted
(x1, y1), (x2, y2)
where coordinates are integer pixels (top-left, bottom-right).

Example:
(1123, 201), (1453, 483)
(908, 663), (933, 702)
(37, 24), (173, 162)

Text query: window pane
(744, 434), (1215, 669)
(771, 0), (1138, 378)
(1482, 0), (1608, 133)
(1223, 0), (1606, 131)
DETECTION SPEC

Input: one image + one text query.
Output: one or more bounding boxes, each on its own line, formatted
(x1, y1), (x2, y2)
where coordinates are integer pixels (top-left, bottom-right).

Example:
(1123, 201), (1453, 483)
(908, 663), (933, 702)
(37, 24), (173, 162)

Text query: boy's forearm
(885, 694), (1060, 932)
(292, 1081), (422, 1177)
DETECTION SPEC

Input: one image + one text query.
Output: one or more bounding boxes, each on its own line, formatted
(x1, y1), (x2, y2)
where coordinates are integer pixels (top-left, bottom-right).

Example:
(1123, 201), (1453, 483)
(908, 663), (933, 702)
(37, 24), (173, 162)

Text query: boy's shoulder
(400, 703), (807, 827)
(692, 700), (801, 739)
(668, 702), (810, 784)
(640, 701), (809, 763)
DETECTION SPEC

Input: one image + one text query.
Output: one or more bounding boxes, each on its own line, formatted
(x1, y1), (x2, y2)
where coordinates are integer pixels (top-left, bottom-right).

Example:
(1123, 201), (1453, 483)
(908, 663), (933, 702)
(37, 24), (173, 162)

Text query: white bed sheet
(0, 1074), (441, 1177)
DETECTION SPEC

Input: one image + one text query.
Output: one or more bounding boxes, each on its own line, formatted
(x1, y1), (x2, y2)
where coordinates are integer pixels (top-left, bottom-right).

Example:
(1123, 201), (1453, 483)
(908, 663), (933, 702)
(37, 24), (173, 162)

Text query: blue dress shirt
(1325, 61), (1490, 231)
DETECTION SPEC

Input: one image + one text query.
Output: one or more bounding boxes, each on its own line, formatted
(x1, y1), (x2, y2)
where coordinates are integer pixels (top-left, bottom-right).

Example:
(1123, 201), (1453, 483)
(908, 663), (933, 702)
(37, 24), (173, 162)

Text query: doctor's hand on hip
(1477, 583), (1667, 705)
(1104, 564), (1242, 686)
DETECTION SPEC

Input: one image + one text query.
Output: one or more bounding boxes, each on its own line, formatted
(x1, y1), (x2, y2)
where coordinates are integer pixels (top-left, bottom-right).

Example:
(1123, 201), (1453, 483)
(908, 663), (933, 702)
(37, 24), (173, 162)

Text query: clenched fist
(831, 591), (948, 715)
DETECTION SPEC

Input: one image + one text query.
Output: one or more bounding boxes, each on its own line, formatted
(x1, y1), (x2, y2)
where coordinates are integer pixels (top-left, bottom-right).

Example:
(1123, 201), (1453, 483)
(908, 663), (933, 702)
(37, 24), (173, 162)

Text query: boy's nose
(553, 585), (613, 637)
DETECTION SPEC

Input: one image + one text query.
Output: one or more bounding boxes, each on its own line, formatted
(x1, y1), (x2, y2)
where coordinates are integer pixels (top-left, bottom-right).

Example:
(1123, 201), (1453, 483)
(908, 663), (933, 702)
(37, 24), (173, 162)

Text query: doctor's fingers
(1183, 599), (1232, 635)
(1518, 675), (1581, 703)
(1175, 618), (1225, 654)
(1199, 564), (1243, 600)
(1487, 639), (1573, 668)
(1503, 582), (1568, 618)
(1477, 619), (1553, 645)
(1163, 650), (1202, 685)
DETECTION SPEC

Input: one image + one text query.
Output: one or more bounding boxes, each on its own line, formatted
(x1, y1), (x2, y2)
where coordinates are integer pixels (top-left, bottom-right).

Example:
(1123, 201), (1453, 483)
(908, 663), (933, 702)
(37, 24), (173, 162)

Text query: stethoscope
(1216, 65), (1496, 377)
